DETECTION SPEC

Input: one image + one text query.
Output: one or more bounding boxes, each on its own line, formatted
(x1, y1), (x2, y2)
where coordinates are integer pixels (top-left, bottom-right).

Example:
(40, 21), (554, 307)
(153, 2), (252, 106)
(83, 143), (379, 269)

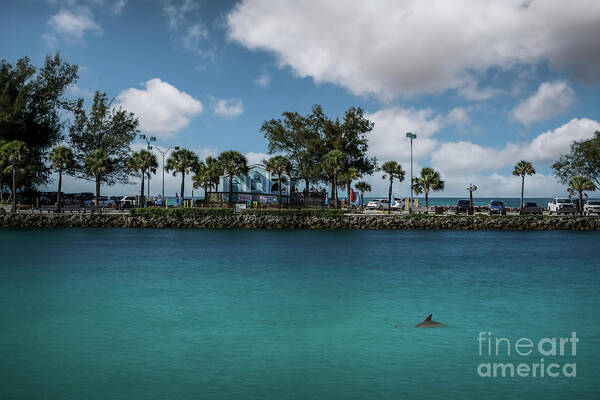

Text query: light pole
(139, 134), (156, 206)
(150, 144), (179, 207)
(406, 132), (417, 213)
(466, 183), (477, 215)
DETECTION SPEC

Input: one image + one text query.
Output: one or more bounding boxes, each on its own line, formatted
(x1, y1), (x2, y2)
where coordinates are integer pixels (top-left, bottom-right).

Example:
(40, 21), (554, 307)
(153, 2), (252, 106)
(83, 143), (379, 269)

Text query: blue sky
(2, 0), (600, 197)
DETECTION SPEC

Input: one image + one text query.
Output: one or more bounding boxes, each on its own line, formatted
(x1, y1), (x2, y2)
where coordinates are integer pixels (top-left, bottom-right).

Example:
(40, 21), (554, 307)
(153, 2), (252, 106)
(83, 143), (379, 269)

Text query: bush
(0, 208), (5, 215)
(129, 207), (233, 218)
(241, 208), (344, 218)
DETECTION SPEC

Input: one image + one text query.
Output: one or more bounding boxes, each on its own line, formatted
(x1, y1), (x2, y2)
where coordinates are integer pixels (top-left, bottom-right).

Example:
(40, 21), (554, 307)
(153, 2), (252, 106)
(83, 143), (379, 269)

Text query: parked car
(455, 199), (470, 214)
(548, 198), (577, 215)
(367, 199), (392, 211)
(519, 201), (543, 215)
(583, 200), (600, 215)
(120, 195), (138, 208)
(488, 200), (506, 215)
(84, 196), (110, 206)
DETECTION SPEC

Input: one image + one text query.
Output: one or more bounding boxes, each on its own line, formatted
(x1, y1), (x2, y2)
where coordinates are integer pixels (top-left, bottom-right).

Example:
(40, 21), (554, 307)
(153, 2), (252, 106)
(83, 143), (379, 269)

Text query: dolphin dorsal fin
(425, 314), (432, 321)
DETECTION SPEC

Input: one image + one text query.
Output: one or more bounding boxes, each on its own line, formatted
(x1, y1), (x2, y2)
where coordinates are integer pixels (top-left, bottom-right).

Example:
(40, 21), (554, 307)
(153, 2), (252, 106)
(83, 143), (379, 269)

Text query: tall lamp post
(139, 134), (156, 206)
(139, 135), (180, 208)
(406, 132), (417, 213)
(153, 145), (179, 208)
(466, 183), (477, 215)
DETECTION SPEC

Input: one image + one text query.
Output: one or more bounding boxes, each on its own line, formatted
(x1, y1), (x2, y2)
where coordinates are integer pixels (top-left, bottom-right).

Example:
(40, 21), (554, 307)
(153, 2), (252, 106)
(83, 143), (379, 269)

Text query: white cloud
(212, 98), (244, 118)
(112, 0), (127, 15)
(227, 0), (600, 97)
(446, 107), (469, 125)
(47, 7), (102, 41)
(431, 118), (600, 174)
(253, 72), (271, 88)
(182, 23), (208, 51)
(66, 84), (93, 98)
(512, 81), (575, 125)
(115, 78), (203, 138)
(245, 152), (270, 165)
(367, 107), (442, 164)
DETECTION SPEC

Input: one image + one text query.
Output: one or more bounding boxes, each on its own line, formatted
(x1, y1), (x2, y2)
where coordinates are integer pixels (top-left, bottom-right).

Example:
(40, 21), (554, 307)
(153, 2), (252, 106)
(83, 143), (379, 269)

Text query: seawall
(1, 213), (599, 230)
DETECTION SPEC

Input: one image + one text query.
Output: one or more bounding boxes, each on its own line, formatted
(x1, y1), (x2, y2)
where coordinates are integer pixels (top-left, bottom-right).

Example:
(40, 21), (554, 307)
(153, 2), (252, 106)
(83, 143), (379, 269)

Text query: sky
(2, 0), (600, 198)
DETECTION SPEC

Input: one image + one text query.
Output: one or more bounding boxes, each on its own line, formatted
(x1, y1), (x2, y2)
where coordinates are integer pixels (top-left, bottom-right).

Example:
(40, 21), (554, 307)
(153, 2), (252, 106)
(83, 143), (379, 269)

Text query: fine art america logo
(477, 332), (578, 378)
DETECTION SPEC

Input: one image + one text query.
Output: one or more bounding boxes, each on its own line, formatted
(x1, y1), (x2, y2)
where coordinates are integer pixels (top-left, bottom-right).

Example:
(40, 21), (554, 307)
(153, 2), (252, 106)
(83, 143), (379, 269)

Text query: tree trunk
(229, 174), (233, 204)
(388, 178), (392, 213)
(95, 177), (101, 207)
(347, 183), (351, 208)
(147, 172), (151, 204)
(520, 175), (525, 214)
(140, 171), (145, 208)
(11, 166), (16, 212)
(278, 177), (282, 207)
(331, 180), (335, 208)
(360, 191), (364, 210)
(56, 168), (63, 212)
(180, 172), (185, 204)
(425, 190), (429, 209)
(579, 192), (583, 215)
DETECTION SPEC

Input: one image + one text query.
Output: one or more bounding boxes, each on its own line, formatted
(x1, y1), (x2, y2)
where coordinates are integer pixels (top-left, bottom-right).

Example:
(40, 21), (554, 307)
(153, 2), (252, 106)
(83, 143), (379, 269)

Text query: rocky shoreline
(1, 213), (599, 230)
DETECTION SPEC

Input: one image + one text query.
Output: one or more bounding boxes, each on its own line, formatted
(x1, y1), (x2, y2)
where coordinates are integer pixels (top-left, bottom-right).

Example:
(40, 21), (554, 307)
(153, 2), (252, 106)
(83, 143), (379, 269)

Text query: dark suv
(455, 199), (470, 214)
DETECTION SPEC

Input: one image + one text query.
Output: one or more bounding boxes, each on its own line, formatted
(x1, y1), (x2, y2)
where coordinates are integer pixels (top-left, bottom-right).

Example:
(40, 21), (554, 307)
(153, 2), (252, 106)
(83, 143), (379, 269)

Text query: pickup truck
(548, 198), (577, 215)
(583, 200), (600, 215)
(519, 201), (544, 215)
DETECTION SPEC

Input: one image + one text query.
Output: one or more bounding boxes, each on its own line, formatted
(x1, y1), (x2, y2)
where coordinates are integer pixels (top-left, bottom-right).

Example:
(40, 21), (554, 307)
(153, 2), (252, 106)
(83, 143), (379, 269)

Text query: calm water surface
(1, 228), (598, 399)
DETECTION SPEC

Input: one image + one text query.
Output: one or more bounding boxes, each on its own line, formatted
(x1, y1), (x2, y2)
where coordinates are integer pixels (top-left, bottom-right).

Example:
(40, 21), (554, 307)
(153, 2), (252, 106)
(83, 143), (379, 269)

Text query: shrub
(241, 208), (344, 218)
(0, 208), (5, 215)
(129, 207), (233, 218)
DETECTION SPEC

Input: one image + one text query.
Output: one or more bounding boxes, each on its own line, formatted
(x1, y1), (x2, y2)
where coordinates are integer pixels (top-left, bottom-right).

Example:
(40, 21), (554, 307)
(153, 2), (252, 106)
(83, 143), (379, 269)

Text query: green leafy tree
(69, 91), (139, 196)
(0, 54), (78, 187)
(553, 131), (600, 187)
(320, 107), (377, 195)
(321, 150), (345, 208)
(338, 167), (359, 205)
(1, 141), (29, 211)
(354, 181), (372, 209)
(48, 145), (75, 211)
(206, 156), (224, 193)
(568, 176), (596, 214)
(127, 149), (158, 207)
(85, 150), (113, 202)
(261, 105), (324, 191)
(218, 151), (248, 204)
(412, 167), (445, 208)
(192, 160), (212, 200)
(264, 155), (292, 205)
(512, 160), (536, 213)
(166, 148), (198, 200)
(381, 161), (405, 213)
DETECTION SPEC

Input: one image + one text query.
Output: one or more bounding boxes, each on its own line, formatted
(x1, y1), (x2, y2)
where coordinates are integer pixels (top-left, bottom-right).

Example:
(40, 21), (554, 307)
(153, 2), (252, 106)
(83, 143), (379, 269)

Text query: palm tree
(568, 176), (596, 214)
(264, 155), (292, 205)
(85, 150), (112, 206)
(166, 148), (199, 202)
(381, 161), (405, 213)
(2, 141), (29, 212)
(49, 146), (75, 211)
(354, 181), (371, 210)
(512, 160), (536, 213)
(206, 156), (224, 195)
(412, 167), (445, 209)
(127, 149), (158, 207)
(321, 150), (345, 208)
(192, 160), (212, 202)
(338, 167), (359, 207)
(218, 151), (248, 204)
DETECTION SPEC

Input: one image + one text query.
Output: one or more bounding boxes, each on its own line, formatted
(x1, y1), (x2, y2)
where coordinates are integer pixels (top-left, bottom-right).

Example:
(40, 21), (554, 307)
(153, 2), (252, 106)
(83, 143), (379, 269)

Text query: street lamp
(151, 145), (180, 207)
(406, 132), (417, 213)
(466, 183), (477, 215)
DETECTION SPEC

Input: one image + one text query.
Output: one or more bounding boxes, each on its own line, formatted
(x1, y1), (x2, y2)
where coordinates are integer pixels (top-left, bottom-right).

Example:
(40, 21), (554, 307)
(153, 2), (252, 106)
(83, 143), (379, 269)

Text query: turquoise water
(1, 229), (599, 399)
